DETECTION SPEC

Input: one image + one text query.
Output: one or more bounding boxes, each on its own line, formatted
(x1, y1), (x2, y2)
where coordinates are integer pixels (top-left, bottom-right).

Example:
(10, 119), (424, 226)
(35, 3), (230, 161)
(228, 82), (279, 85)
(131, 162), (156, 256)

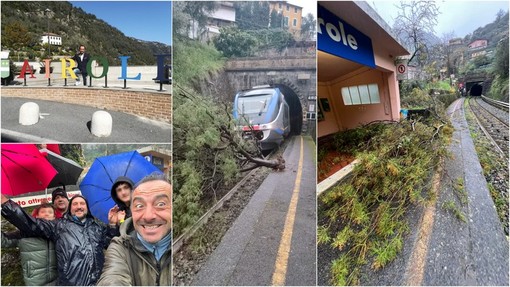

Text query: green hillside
(1, 1), (171, 65)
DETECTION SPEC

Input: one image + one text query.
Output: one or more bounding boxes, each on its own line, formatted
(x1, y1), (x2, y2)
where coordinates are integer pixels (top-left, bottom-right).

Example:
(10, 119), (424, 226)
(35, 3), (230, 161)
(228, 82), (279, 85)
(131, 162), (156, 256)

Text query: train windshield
(237, 93), (272, 118)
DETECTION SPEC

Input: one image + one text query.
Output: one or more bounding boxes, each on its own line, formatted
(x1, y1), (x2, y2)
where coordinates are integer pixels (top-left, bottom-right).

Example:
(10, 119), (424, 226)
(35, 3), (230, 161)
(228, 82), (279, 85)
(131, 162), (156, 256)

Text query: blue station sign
(318, 5), (375, 68)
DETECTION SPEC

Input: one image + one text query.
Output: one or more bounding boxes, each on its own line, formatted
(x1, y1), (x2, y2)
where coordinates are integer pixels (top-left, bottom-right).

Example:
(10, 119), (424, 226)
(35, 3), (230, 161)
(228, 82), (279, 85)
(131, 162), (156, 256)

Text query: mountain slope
(1, 1), (171, 65)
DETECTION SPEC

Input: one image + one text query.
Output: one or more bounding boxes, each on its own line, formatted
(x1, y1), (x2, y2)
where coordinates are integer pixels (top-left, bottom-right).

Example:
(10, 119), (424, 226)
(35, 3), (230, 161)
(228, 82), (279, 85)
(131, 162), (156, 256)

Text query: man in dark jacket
(71, 45), (90, 86)
(1, 194), (121, 286)
(51, 188), (69, 219)
(98, 172), (171, 285)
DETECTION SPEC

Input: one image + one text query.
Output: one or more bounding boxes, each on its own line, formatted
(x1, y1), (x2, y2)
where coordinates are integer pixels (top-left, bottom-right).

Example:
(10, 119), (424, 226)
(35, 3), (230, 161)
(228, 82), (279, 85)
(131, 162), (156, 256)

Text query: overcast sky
(368, 0), (509, 38)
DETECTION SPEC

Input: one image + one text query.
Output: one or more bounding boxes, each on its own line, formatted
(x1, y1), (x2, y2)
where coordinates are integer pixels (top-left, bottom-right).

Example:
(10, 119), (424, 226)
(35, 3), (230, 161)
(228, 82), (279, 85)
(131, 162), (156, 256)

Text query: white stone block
(19, 102), (39, 125)
(91, 111), (112, 137)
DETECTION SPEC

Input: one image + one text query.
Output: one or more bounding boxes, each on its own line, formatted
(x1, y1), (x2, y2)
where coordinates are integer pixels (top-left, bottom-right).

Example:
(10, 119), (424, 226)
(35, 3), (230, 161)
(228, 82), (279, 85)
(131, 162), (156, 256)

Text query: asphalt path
(1, 97), (171, 143)
(192, 136), (316, 286)
(422, 98), (508, 285)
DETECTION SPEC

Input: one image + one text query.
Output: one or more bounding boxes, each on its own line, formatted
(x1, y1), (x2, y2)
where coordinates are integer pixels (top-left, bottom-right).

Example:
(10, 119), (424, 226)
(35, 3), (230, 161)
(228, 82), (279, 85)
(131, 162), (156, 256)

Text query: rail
(482, 95), (509, 111)
(468, 98), (508, 159)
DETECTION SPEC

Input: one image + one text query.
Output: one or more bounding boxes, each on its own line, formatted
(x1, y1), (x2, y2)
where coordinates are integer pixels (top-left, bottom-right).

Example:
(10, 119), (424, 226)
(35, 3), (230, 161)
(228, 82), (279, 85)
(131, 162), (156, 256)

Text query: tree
(393, 1), (440, 66)
(492, 37), (509, 79)
(174, 1), (218, 39)
(300, 13), (316, 41)
(213, 27), (258, 57)
(2, 21), (32, 51)
(234, 1), (270, 30)
(270, 10), (283, 28)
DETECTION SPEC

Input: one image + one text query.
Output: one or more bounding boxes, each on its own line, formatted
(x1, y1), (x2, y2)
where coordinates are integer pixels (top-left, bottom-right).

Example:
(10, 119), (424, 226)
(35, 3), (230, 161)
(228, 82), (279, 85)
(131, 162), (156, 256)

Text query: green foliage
(301, 13), (316, 40)
(234, 1), (270, 30)
(488, 75), (509, 102)
(441, 200), (467, 223)
(330, 254), (352, 286)
(492, 37), (509, 79)
(317, 225), (331, 245)
(173, 36), (224, 86)
(269, 10), (283, 28)
(2, 21), (31, 51)
(213, 27), (258, 57)
(370, 235), (403, 270)
(320, 118), (452, 284)
(247, 29), (295, 52)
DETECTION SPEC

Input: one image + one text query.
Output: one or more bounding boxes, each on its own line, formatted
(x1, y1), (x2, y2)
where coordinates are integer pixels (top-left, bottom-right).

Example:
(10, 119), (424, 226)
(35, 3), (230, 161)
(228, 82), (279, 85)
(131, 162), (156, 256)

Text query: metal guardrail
(481, 95), (509, 111)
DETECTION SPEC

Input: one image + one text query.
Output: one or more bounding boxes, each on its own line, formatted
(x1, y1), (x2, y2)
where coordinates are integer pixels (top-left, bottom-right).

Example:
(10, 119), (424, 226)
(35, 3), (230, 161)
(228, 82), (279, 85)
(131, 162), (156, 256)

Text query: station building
(317, 1), (409, 138)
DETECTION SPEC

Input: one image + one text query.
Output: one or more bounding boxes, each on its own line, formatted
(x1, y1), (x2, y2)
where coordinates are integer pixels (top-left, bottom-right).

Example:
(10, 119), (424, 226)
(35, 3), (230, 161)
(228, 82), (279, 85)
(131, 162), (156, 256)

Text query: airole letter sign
(317, 5), (375, 68)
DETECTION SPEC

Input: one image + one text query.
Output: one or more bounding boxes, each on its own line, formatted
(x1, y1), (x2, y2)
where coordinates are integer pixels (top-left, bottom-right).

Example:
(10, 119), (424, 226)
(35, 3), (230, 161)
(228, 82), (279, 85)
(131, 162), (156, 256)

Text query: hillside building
(189, 1), (236, 42)
(268, 1), (303, 39)
(41, 32), (61, 46)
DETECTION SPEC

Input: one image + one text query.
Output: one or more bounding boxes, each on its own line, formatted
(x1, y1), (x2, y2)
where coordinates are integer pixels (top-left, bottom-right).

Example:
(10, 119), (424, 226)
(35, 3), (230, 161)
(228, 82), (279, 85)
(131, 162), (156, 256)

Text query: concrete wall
(318, 67), (397, 137)
(224, 56), (316, 134)
(2, 87), (171, 123)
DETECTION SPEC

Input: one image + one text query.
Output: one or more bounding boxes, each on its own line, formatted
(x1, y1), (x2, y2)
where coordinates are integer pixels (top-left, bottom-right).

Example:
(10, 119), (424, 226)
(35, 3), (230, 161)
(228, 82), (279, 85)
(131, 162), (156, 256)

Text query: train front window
(237, 94), (272, 116)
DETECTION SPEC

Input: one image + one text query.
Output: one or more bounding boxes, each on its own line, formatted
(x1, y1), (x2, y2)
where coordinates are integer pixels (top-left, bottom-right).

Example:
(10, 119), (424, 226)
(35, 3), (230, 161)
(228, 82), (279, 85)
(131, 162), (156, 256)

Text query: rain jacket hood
(65, 195), (94, 219)
(110, 176), (134, 211)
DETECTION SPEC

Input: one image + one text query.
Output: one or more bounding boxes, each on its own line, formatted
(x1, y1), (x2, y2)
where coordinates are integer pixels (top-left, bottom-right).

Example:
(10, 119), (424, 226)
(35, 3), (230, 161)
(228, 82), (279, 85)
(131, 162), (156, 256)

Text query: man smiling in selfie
(98, 172), (171, 286)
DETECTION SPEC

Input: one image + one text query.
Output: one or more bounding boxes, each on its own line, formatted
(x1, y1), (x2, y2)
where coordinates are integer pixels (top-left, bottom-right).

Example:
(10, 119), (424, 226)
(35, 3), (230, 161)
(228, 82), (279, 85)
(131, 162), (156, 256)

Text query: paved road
(192, 136), (316, 286)
(1, 97), (171, 143)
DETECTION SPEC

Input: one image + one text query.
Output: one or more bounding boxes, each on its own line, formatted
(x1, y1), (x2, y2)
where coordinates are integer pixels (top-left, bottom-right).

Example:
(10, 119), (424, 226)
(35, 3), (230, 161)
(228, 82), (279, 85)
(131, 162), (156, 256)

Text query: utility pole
(45, 8), (51, 58)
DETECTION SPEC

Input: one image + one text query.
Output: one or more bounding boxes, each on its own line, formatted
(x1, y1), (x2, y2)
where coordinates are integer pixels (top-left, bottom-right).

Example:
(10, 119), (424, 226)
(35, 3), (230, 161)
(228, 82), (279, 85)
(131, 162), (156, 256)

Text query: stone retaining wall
(1, 87), (171, 123)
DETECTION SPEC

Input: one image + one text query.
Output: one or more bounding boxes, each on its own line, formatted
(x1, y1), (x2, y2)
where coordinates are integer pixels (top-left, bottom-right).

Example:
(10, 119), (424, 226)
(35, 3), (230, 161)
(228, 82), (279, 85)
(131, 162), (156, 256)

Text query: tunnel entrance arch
(270, 80), (303, 135)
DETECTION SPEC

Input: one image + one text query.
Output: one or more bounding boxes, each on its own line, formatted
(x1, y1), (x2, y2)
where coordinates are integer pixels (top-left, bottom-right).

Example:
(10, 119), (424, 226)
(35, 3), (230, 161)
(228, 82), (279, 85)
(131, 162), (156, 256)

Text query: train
(233, 85), (291, 150)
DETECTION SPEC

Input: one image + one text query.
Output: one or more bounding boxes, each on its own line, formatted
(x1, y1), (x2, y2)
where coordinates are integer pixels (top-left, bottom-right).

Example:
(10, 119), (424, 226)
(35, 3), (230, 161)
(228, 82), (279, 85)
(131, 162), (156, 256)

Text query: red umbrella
(1, 144), (58, 196)
(45, 144), (61, 155)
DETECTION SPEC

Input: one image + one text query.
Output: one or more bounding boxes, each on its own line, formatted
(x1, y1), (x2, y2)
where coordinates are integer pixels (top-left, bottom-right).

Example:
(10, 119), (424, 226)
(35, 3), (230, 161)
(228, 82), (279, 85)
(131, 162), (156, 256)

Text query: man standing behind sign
(98, 172), (171, 286)
(72, 45), (90, 86)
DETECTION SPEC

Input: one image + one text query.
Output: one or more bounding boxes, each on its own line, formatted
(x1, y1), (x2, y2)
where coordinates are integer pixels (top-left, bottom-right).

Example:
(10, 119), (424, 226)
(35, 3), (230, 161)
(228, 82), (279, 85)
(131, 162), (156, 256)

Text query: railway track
(467, 97), (509, 159)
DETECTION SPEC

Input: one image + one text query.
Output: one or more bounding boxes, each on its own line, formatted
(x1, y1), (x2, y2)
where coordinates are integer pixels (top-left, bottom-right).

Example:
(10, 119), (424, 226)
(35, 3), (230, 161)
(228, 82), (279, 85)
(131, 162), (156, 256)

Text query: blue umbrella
(79, 151), (163, 223)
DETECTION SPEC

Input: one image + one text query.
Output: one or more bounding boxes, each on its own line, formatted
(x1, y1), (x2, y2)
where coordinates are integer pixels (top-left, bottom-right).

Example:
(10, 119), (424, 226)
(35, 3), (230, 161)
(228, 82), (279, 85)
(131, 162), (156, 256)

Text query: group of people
(1, 173), (171, 286)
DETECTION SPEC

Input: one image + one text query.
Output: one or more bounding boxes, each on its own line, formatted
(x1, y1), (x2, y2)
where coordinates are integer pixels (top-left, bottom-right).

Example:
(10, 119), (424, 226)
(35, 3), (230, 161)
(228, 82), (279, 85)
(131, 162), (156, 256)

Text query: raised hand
(108, 205), (120, 226)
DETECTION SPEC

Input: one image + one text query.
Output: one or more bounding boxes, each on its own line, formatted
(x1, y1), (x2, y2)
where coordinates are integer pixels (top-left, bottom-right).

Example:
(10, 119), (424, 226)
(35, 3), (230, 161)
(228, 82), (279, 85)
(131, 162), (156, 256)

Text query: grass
(442, 200), (467, 223)
(319, 118), (452, 285)
(454, 177), (468, 205)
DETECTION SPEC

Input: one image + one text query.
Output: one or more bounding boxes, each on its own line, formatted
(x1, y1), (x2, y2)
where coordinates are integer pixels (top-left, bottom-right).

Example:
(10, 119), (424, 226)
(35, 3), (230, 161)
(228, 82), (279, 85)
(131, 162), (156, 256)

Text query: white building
(189, 1), (236, 42)
(41, 33), (62, 46)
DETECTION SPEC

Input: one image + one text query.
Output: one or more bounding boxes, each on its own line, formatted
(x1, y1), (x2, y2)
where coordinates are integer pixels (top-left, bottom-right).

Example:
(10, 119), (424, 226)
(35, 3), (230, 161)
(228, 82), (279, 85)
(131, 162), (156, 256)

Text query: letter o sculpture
(19, 102), (40, 125)
(91, 111), (112, 137)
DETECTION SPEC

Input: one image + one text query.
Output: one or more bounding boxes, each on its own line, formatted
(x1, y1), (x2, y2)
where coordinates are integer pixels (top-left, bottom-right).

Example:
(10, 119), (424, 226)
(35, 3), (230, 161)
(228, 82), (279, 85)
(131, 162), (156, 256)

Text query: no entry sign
(396, 61), (408, 80)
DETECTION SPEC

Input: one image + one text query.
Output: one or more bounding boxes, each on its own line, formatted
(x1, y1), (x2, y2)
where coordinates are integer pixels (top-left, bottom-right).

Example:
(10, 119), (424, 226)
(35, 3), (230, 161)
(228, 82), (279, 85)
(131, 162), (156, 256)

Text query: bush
(488, 75), (509, 102)
(213, 27), (258, 58)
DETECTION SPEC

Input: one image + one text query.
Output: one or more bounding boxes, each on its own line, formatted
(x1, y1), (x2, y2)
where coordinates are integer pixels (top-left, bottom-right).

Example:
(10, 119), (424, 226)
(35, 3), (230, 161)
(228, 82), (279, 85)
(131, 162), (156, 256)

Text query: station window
(293, 18), (297, 26)
(286, 5), (289, 11)
(341, 83), (380, 105)
(279, 3), (282, 9)
(295, 7), (298, 13)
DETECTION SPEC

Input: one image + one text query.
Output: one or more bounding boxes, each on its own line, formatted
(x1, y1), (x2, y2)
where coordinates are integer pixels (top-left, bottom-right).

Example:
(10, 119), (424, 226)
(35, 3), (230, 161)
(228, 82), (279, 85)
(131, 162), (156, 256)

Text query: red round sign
(397, 64), (406, 74)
